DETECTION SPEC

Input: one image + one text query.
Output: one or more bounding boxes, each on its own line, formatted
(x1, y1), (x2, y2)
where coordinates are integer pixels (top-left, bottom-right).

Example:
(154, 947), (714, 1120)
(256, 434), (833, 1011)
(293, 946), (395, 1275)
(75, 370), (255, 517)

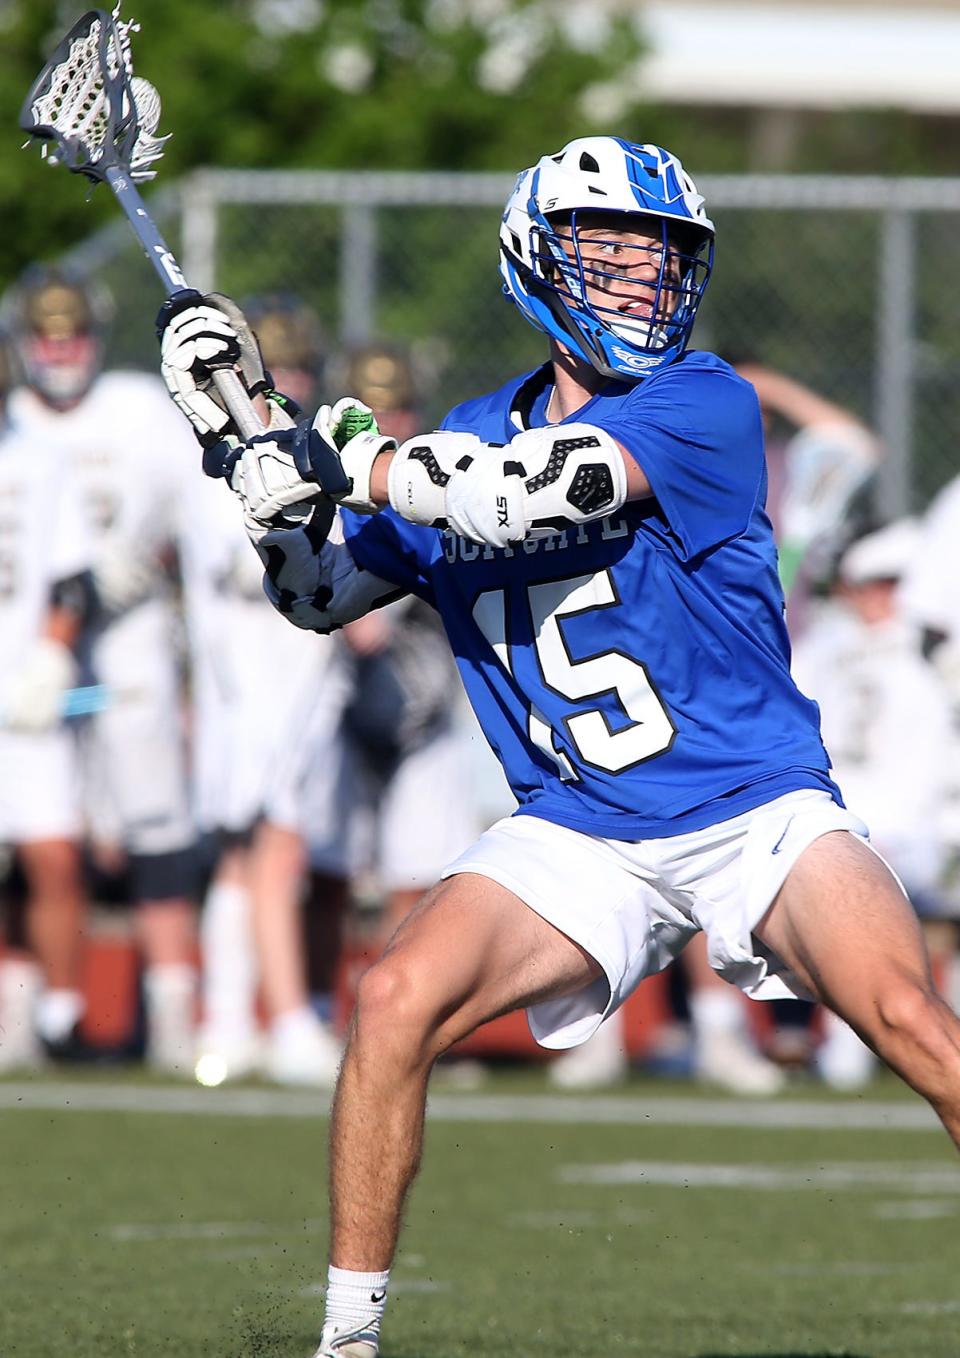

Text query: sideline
(0, 1080), (941, 1130)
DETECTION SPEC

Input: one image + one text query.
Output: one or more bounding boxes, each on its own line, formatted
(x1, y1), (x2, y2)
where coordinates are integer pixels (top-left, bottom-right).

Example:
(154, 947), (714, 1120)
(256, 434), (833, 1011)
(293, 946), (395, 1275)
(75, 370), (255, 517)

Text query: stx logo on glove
(496, 495), (510, 529)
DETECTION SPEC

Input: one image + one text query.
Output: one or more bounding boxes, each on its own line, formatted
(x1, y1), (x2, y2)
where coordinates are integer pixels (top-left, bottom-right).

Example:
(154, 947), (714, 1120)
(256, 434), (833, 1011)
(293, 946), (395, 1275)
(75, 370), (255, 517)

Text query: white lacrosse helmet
(499, 136), (714, 379)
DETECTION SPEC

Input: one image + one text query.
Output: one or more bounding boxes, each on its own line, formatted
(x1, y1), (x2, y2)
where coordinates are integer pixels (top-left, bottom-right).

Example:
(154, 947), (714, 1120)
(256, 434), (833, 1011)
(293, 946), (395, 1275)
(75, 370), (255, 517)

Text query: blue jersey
(341, 350), (839, 839)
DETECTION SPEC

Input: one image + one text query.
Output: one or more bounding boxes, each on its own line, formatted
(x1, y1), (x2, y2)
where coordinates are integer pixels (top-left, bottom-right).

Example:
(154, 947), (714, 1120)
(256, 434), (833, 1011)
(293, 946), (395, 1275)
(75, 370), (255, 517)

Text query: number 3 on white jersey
(472, 569), (676, 778)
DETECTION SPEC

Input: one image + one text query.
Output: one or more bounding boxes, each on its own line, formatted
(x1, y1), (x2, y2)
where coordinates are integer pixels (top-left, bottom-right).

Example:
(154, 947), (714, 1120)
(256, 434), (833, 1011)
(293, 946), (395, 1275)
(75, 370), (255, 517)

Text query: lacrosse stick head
(20, 6), (169, 185)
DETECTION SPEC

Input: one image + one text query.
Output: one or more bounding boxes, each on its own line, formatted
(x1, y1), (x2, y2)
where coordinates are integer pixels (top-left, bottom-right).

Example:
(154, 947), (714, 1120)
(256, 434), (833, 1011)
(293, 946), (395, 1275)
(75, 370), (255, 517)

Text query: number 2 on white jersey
(472, 569), (675, 778)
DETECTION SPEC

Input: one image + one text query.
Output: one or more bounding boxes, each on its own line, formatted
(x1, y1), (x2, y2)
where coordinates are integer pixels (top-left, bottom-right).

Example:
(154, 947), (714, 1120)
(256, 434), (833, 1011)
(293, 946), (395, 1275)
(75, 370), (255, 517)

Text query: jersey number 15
(472, 569), (676, 779)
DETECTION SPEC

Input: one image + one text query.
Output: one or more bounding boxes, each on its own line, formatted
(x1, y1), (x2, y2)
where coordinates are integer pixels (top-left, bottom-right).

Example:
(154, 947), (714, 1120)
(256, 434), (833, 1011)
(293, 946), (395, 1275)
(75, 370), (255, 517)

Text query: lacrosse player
(177, 295), (343, 1087)
(297, 344), (476, 944)
(159, 137), (960, 1358)
(7, 267), (199, 1072)
(0, 330), (96, 1067)
(734, 358), (881, 629)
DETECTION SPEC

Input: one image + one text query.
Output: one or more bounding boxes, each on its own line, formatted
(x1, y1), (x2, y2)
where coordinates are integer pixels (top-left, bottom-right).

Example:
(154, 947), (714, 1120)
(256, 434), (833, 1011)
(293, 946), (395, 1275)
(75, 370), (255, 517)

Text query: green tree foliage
(2, 0), (645, 286)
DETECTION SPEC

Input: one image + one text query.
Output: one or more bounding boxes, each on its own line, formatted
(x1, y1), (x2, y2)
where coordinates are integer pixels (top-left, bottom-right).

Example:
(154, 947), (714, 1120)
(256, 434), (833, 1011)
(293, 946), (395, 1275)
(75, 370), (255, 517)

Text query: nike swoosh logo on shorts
(771, 816), (794, 855)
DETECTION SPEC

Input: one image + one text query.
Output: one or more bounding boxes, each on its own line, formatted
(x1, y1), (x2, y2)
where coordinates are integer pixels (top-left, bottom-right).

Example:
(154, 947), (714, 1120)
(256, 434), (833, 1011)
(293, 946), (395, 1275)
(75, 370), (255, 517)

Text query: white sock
(323, 1266), (390, 1346)
(689, 987), (745, 1038)
(271, 1006), (319, 1044)
(143, 965), (198, 1069)
(34, 988), (85, 1043)
(199, 880), (257, 1044)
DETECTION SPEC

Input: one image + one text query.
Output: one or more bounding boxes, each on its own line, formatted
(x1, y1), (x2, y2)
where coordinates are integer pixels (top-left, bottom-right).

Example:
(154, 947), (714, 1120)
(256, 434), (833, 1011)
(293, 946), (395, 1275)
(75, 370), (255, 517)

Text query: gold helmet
(5, 266), (110, 407)
(23, 276), (96, 340)
(345, 343), (417, 414)
(243, 293), (325, 409)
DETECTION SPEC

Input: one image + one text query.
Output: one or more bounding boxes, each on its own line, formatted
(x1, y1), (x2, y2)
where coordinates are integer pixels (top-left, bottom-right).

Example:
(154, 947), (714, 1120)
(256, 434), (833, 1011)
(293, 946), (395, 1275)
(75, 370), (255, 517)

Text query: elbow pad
(496, 422), (628, 537)
(386, 422), (626, 548)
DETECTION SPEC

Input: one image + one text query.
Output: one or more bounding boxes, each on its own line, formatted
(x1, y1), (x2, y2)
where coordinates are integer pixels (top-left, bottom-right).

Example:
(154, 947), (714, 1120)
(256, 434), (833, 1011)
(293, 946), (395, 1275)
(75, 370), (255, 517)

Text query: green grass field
(1, 1070), (957, 1358)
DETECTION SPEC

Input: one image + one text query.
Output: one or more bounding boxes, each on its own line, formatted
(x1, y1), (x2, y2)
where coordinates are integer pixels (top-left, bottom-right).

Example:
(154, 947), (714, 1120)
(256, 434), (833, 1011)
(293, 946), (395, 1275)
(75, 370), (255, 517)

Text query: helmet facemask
(15, 276), (105, 408)
(499, 139), (716, 381)
(532, 210), (713, 378)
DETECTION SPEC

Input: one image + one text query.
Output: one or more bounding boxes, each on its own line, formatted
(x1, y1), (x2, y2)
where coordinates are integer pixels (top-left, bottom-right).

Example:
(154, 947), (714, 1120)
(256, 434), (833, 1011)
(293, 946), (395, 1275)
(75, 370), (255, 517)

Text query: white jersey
(169, 445), (339, 834)
(0, 417), (91, 667)
(0, 418), (91, 843)
(9, 371), (187, 593)
(901, 472), (960, 641)
(9, 373), (197, 857)
(792, 605), (953, 895)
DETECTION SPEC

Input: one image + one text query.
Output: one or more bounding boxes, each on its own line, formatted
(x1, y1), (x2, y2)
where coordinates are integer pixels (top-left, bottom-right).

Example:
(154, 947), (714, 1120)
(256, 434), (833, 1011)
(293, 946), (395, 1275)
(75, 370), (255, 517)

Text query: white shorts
(441, 789), (869, 1050)
(82, 602), (193, 854)
(191, 598), (339, 836)
(302, 725), (477, 891)
(0, 728), (81, 842)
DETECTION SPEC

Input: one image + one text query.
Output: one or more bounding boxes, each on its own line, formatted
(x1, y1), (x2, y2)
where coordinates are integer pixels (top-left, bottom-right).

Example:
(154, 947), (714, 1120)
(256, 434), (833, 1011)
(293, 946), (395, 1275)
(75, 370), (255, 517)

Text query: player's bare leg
(755, 831), (960, 1147)
(378, 887), (422, 949)
(318, 871), (601, 1352)
(135, 896), (198, 1073)
(19, 838), (86, 992)
(19, 837), (88, 1050)
(249, 821), (343, 1086)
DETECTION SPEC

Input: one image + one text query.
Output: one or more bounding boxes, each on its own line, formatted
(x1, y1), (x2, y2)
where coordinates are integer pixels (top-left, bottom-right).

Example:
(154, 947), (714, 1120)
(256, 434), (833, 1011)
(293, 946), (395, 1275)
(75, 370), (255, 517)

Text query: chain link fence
(67, 170), (960, 515)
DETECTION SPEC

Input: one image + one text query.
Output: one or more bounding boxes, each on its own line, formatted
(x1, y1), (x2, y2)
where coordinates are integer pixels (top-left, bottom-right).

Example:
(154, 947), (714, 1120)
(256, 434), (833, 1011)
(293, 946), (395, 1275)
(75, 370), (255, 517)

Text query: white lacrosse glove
(222, 429), (326, 536)
(387, 423), (627, 548)
(309, 398), (396, 514)
(158, 291), (287, 447)
(2, 637), (77, 733)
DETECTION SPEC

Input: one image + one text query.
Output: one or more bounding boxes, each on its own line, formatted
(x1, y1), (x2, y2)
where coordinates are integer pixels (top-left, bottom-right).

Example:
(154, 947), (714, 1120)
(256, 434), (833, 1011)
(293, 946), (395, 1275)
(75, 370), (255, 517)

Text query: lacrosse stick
(19, 6), (263, 442)
(0, 684), (121, 729)
(778, 423), (878, 595)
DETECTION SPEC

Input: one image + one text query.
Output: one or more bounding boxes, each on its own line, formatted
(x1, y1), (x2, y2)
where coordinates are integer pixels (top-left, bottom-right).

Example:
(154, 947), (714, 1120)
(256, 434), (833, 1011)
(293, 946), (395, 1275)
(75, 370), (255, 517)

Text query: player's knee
(874, 977), (951, 1057)
(352, 954), (445, 1056)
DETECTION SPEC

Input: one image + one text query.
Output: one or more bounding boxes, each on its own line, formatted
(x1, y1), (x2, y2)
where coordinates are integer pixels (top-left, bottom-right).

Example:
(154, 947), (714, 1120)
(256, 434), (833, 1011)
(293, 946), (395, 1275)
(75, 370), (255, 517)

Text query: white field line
(559, 1160), (960, 1192)
(0, 1081), (943, 1131)
(873, 1199), (959, 1219)
(507, 1207), (655, 1229)
(110, 1220), (273, 1242)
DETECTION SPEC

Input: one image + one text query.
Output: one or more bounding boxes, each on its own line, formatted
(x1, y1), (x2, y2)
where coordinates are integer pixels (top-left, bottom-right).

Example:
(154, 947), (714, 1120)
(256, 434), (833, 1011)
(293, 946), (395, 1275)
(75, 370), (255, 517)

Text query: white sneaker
(695, 1028), (786, 1096)
(548, 1015), (628, 1090)
(313, 1322), (379, 1357)
(816, 1011), (875, 1091)
(266, 1010), (342, 1088)
(193, 1027), (263, 1086)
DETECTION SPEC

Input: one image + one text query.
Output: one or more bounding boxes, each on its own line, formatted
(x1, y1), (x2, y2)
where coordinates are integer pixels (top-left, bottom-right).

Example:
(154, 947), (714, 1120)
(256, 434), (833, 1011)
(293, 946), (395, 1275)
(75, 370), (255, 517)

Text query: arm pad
(386, 422), (627, 548)
(258, 512), (404, 633)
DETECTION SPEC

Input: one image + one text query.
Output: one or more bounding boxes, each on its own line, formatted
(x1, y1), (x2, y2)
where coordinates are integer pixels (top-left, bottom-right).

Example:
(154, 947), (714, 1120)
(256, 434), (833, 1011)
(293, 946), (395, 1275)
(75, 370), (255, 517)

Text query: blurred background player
(258, 341), (479, 1081)
(792, 518), (955, 1087)
(4, 266), (200, 1073)
(733, 359), (882, 633)
(181, 292), (344, 1087)
(0, 329), (96, 1067)
(314, 342), (476, 947)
